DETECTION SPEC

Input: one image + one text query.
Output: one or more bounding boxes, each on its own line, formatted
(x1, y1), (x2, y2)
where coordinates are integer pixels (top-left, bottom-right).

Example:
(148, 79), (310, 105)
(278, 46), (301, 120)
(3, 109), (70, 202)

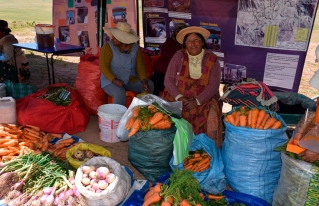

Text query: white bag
(75, 157), (131, 206)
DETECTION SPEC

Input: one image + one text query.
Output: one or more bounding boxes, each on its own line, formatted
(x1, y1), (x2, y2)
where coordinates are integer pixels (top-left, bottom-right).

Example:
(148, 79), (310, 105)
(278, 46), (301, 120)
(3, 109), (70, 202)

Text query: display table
(12, 42), (85, 84)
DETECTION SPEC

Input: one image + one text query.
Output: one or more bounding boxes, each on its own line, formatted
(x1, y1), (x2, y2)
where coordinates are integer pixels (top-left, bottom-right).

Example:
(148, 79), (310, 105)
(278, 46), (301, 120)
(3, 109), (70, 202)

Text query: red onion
(97, 180), (108, 190)
(105, 173), (116, 184)
(96, 167), (110, 179)
(43, 187), (54, 195)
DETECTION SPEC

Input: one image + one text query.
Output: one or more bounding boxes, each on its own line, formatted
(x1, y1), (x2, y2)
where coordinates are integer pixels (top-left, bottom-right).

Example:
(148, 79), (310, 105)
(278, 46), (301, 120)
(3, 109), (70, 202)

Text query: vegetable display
(0, 123), (76, 161)
(143, 169), (227, 206)
(224, 106), (282, 130)
(79, 165), (116, 193)
(0, 152), (88, 206)
(37, 85), (72, 106)
(72, 149), (98, 162)
(183, 150), (211, 172)
(125, 104), (173, 137)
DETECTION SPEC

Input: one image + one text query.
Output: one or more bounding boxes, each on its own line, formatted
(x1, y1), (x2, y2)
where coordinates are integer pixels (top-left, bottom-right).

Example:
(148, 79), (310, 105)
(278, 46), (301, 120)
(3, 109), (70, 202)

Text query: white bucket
(97, 104), (127, 143)
(0, 83), (6, 98)
(0, 97), (16, 124)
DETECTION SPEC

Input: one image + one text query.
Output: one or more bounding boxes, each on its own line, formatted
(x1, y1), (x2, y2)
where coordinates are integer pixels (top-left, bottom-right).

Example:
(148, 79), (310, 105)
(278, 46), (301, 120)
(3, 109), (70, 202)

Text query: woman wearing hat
(100, 22), (154, 106)
(0, 20), (30, 82)
(162, 26), (223, 147)
(151, 23), (187, 95)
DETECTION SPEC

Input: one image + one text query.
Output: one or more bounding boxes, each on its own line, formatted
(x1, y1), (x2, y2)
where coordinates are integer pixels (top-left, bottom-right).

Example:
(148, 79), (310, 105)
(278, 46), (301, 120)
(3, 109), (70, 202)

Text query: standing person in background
(0, 20), (30, 82)
(162, 26), (223, 148)
(100, 22), (154, 106)
(151, 23), (187, 95)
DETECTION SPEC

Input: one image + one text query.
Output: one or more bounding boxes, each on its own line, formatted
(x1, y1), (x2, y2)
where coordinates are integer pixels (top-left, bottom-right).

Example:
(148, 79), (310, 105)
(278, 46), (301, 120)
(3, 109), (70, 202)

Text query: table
(12, 42), (85, 84)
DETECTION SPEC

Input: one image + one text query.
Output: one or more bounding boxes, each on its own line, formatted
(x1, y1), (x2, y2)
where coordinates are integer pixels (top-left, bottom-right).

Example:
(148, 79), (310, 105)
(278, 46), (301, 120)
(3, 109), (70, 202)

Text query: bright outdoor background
(1, 0), (319, 98)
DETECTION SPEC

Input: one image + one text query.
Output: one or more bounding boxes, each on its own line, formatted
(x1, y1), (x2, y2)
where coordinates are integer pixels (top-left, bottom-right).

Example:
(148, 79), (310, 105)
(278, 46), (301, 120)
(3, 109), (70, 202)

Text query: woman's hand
(112, 78), (124, 87)
(183, 98), (198, 111)
(142, 80), (150, 93)
(299, 150), (319, 163)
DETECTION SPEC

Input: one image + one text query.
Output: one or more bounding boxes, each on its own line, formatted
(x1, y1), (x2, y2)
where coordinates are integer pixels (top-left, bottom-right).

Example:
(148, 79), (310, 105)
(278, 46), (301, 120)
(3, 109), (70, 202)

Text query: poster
(52, 0), (137, 54)
(142, 0), (318, 92)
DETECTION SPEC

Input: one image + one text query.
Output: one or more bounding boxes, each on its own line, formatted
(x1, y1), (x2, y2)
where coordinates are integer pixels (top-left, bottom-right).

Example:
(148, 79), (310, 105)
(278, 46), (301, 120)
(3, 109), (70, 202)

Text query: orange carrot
(179, 200), (191, 206)
(153, 183), (162, 193)
(3, 140), (18, 147)
(56, 138), (74, 145)
(250, 108), (259, 129)
(152, 119), (171, 130)
(0, 149), (12, 156)
(224, 115), (229, 123)
(144, 187), (155, 201)
(234, 111), (241, 126)
(149, 112), (164, 125)
(128, 119), (141, 137)
(247, 109), (252, 127)
(263, 117), (277, 130)
(207, 194), (225, 200)
(260, 113), (270, 128)
(143, 192), (161, 206)
(239, 113), (248, 127)
(148, 105), (158, 113)
(133, 107), (140, 118)
(271, 120), (282, 129)
(161, 200), (172, 206)
(256, 109), (266, 128)
(226, 114), (235, 125)
(0, 139), (12, 144)
(25, 125), (41, 131)
(48, 133), (63, 139)
(125, 117), (135, 130)
(197, 156), (210, 167)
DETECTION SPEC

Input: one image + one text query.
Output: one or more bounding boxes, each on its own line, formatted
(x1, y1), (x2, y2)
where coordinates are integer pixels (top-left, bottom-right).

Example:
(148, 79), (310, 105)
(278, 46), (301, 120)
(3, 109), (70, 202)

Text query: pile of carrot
(224, 106), (283, 130)
(183, 150), (211, 172)
(125, 105), (173, 137)
(0, 123), (75, 161)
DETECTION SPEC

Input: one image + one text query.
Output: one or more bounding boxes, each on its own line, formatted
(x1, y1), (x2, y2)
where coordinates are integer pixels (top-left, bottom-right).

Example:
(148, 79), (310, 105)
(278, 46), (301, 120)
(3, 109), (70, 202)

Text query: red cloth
(152, 38), (182, 74)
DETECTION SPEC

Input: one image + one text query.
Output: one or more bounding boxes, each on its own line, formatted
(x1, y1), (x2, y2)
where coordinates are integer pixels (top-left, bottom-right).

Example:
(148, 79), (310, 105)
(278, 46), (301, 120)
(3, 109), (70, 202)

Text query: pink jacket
(164, 49), (221, 105)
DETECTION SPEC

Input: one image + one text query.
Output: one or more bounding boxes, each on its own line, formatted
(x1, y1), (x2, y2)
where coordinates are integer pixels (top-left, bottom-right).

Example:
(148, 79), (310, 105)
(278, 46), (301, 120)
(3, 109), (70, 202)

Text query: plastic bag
(75, 157), (131, 206)
(128, 126), (176, 182)
(16, 83), (89, 134)
(74, 48), (107, 115)
(66, 143), (111, 169)
(272, 152), (319, 206)
(116, 94), (182, 141)
(170, 133), (226, 194)
(221, 108), (288, 203)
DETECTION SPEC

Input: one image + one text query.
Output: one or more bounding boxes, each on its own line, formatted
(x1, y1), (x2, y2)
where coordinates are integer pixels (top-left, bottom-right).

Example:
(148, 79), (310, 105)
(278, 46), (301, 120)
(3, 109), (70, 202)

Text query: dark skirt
(0, 61), (30, 83)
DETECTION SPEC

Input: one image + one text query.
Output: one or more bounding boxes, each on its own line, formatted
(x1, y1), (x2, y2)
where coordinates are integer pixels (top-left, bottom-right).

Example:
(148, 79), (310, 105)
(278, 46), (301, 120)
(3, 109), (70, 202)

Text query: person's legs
(151, 71), (165, 95)
(102, 84), (126, 106)
(125, 80), (154, 94)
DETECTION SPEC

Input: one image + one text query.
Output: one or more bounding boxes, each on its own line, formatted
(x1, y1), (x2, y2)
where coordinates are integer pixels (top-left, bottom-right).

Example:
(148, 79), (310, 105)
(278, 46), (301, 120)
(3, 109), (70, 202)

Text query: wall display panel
(142, 0), (318, 92)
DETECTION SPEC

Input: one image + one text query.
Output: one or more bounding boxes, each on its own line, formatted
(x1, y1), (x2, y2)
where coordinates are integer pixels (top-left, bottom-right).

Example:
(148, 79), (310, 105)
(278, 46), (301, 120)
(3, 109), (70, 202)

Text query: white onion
(82, 165), (96, 174)
(82, 173), (88, 178)
(105, 173), (116, 184)
(40, 194), (49, 203)
(97, 180), (108, 190)
(81, 177), (91, 186)
(96, 167), (110, 179)
(90, 178), (97, 185)
(43, 187), (53, 195)
(91, 183), (99, 191)
(89, 171), (97, 179)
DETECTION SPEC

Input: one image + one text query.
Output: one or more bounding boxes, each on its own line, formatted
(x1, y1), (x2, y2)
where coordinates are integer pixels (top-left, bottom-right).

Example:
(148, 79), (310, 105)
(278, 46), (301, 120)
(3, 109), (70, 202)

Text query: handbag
(4, 79), (34, 99)
(220, 78), (279, 111)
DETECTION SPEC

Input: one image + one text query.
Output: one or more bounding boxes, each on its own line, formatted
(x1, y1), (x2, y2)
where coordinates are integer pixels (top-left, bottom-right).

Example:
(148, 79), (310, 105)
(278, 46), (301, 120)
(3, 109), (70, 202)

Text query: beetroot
(0, 172), (19, 198)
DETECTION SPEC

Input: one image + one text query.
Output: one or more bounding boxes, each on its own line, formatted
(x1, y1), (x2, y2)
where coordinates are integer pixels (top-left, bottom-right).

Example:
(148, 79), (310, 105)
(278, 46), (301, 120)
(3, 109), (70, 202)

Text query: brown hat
(0, 20), (11, 33)
(176, 26), (210, 44)
(103, 22), (139, 44)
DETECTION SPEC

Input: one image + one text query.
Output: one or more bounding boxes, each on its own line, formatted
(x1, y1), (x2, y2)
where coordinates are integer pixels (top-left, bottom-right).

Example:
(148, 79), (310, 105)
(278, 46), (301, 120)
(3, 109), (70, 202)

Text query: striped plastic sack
(4, 79), (34, 99)
(171, 117), (194, 165)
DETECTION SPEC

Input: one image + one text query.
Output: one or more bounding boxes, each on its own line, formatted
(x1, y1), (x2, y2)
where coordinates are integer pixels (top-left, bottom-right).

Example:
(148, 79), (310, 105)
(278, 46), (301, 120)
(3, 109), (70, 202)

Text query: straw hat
(103, 22), (139, 44)
(176, 26), (210, 44)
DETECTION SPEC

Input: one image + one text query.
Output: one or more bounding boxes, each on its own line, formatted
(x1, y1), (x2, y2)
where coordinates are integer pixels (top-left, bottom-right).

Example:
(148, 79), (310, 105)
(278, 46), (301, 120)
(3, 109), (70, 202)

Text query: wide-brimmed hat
(0, 20), (11, 33)
(103, 22), (139, 44)
(176, 26), (210, 44)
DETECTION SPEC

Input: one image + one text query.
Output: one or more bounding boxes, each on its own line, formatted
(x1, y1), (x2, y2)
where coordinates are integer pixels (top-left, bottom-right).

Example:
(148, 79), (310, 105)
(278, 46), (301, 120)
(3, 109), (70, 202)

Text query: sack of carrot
(224, 106), (284, 130)
(125, 104), (173, 138)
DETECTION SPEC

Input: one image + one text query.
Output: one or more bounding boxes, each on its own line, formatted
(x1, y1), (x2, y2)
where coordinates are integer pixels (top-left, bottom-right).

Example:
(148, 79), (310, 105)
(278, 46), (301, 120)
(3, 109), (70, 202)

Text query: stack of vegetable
(79, 165), (116, 193)
(0, 152), (88, 206)
(143, 169), (226, 206)
(183, 150), (211, 172)
(125, 104), (173, 137)
(37, 85), (72, 106)
(0, 123), (76, 161)
(224, 106), (282, 130)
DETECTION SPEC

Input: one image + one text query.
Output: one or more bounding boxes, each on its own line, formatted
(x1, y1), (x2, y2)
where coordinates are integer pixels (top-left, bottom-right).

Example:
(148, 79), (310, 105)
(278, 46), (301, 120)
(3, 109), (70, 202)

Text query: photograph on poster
(168, 0), (190, 12)
(77, 7), (88, 23)
(78, 31), (90, 47)
(201, 26), (221, 51)
(112, 6), (127, 24)
(169, 21), (189, 37)
(146, 17), (166, 38)
(75, 0), (86, 8)
(66, 10), (75, 25)
(144, 0), (164, 7)
(59, 26), (71, 42)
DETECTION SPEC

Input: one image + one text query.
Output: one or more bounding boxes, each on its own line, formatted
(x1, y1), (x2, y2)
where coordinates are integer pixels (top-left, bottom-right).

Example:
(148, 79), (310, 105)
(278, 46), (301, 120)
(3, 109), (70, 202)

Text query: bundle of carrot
(125, 104), (173, 138)
(0, 123), (75, 161)
(224, 106), (283, 130)
(183, 150), (211, 172)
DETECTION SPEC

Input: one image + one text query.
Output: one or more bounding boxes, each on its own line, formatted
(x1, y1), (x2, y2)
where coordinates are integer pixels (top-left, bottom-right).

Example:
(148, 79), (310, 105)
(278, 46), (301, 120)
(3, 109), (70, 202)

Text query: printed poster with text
(52, 0), (137, 54)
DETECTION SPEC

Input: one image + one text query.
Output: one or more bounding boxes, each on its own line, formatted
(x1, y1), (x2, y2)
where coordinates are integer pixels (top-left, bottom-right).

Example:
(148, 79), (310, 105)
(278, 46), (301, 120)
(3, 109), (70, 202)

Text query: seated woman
(100, 22), (154, 106)
(0, 20), (30, 82)
(162, 26), (223, 147)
